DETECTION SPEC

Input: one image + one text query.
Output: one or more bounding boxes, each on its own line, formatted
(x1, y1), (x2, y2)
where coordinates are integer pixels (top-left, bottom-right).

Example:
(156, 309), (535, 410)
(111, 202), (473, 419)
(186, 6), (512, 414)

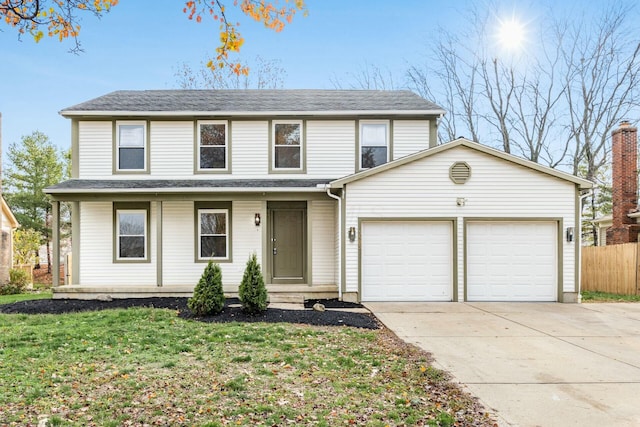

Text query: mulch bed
(0, 297), (379, 329)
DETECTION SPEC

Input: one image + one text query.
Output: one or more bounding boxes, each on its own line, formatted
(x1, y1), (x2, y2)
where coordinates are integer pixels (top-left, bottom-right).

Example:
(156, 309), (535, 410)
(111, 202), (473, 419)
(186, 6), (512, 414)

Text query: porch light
(254, 213), (261, 227)
(348, 226), (356, 242)
(566, 227), (574, 242)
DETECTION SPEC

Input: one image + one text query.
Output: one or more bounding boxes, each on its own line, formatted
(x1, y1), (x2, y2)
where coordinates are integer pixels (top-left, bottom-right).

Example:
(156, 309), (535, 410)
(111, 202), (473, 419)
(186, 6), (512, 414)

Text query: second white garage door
(466, 221), (557, 301)
(361, 221), (453, 301)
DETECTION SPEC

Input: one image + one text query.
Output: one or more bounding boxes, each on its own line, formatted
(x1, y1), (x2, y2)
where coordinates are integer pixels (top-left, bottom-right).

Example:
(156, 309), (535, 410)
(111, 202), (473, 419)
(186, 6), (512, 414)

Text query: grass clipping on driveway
(0, 308), (495, 426)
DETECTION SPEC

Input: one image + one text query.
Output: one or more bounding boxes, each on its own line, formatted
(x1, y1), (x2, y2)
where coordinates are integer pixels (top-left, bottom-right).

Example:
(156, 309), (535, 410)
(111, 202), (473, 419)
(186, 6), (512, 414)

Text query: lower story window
(198, 208), (228, 260)
(116, 209), (147, 260)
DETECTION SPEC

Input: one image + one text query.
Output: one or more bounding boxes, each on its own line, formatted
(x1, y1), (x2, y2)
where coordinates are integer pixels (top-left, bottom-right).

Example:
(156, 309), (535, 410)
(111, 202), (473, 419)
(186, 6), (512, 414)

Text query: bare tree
(175, 55), (286, 89)
(559, 6), (640, 179)
(408, 35), (482, 144)
(331, 62), (399, 90)
(407, 2), (639, 169)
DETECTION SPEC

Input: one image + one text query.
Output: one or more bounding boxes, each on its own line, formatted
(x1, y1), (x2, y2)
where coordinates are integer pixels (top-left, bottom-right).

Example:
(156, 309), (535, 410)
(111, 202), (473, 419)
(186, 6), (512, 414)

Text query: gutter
(325, 185), (343, 300)
(60, 109), (447, 118)
(577, 188), (594, 303)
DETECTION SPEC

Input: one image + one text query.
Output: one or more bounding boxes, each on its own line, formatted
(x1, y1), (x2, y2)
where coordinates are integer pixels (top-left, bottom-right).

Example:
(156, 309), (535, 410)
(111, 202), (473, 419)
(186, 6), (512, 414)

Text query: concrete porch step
(268, 294), (305, 304)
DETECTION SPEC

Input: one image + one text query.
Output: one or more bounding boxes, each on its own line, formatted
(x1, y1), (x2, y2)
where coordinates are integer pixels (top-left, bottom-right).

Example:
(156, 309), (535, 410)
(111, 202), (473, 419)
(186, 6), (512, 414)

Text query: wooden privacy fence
(581, 242), (640, 295)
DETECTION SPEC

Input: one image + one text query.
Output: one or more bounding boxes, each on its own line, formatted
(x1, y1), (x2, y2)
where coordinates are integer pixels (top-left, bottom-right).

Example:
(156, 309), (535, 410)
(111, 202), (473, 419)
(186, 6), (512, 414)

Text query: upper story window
(360, 121), (389, 169)
(116, 121), (147, 171)
(273, 120), (303, 170)
(198, 120), (228, 171)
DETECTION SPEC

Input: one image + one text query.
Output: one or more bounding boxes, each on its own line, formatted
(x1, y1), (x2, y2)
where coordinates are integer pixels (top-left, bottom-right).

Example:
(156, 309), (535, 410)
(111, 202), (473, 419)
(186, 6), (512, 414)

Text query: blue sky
(0, 0), (588, 160)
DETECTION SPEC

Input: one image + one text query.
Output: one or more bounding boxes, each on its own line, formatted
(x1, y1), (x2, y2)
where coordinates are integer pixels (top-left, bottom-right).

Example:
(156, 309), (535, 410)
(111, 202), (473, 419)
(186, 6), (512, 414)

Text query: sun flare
(497, 17), (525, 50)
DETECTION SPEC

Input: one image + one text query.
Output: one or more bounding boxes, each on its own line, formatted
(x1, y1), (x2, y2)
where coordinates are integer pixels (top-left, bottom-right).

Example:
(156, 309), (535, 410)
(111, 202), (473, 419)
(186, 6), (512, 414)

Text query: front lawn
(0, 290), (52, 305)
(0, 308), (494, 426)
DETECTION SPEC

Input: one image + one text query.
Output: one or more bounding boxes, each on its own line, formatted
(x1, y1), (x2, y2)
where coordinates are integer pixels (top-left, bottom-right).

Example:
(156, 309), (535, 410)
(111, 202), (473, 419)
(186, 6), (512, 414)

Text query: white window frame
(198, 208), (229, 261)
(197, 120), (229, 171)
(116, 121), (147, 172)
(272, 120), (303, 171)
(359, 120), (390, 170)
(116, 209), (147, 261)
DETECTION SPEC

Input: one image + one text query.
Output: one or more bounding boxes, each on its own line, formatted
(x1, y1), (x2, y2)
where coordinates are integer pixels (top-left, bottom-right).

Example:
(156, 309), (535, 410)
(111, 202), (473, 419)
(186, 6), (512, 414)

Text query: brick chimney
(606, 120), (639, 245)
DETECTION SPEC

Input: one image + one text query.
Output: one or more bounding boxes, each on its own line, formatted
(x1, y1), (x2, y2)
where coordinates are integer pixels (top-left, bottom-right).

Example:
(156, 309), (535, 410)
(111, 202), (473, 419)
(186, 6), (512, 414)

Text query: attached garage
(333, 138), (592, 303)
(466, 221), (558, 301)
(360, 221), (453, 301)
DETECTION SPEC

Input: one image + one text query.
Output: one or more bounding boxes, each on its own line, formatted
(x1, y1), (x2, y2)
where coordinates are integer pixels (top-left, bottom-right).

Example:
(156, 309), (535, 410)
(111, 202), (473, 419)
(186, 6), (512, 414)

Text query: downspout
(577, 188), (593, 303)
(325, 185), (342, 300)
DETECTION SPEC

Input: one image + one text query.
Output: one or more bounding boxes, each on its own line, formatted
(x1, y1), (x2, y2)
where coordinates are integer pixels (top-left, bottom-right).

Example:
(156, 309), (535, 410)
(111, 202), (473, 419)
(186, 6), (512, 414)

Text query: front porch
(52, 284), (339, 302)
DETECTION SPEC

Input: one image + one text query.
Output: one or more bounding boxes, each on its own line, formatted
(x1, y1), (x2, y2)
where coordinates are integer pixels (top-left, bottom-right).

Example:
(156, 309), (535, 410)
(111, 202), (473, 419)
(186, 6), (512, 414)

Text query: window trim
(113, 202), (151, 263)
(195, 120), (230, 173)
(358, 120), (391, 171)
(114, 121), (149, 173)
(194, 201), (232, 263)
(270, 119), (306, 173)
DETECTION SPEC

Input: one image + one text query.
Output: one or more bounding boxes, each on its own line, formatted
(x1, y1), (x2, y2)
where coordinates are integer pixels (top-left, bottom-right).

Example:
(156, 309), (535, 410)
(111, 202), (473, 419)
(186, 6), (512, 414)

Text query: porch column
(51, 201), (60, 288)
(156, 201), (163, 287)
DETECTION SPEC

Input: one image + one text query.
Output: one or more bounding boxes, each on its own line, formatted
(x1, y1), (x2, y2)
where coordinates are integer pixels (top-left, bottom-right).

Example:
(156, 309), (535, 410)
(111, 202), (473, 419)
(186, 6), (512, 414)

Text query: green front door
(270, 205), (306, 284)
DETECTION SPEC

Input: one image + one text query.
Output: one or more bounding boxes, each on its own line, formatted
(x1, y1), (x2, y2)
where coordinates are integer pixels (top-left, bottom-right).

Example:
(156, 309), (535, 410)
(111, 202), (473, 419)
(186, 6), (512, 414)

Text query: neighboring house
(0, 196), (19, 284)
(593, 214), (612, 246)
(45, 90), (592, 302)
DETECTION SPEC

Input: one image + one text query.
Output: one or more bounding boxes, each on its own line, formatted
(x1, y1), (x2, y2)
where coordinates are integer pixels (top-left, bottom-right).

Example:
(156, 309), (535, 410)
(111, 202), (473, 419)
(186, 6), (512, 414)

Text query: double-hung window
(360, 121), (389, 169)
(198, 208), (229, 260)
(198, 121), (228, 171)
(115, 209), (148, 261)
(273, 121), (303, 170)
(116, 121), (146, 171)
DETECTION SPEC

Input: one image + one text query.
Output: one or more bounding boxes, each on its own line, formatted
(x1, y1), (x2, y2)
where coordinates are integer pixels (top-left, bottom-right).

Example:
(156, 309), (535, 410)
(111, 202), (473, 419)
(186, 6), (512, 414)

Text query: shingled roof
(60, 90), (444, 116)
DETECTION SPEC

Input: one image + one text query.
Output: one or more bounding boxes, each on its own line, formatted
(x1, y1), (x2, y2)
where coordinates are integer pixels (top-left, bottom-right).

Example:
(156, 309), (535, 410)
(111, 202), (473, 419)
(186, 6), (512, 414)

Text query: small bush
(188, 262), (225, 316)
(0, 269), (29, 295)
(238, 253), (268, 314)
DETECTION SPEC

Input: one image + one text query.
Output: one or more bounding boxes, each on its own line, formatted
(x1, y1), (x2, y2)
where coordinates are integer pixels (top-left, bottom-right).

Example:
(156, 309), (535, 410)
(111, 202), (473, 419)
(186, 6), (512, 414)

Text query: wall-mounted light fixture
(566, 227), (574, 242)
(456, 197), (467, 207)
(348, 226), (356, 242)
(254, 213), (261, 227)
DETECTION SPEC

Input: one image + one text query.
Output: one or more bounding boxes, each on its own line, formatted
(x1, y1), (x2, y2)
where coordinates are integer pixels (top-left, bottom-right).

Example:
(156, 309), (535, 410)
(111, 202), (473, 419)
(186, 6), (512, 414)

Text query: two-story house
(46, 90), (591, 303)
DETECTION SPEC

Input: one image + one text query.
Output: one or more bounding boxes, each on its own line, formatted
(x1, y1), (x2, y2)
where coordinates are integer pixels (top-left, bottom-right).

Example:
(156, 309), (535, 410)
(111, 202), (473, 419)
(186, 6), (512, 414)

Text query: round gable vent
(449, 162), (471, 184)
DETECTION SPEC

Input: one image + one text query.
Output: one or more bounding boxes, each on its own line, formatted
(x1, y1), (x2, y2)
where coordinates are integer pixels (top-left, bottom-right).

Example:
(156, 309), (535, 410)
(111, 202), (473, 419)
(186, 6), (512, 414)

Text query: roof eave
(44, 186), (327, 195)
(59, 109), (447, 118)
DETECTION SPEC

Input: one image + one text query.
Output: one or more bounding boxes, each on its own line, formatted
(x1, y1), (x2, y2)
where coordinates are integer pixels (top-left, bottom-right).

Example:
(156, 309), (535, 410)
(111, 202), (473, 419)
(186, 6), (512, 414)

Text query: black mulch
(0, 297), (379, 329)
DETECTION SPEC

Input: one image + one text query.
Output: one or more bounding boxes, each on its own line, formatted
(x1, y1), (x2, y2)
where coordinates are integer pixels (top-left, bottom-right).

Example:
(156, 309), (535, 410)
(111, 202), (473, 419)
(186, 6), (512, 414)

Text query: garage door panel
(466, 221), (557, 302)
(361, 221), (453, 302)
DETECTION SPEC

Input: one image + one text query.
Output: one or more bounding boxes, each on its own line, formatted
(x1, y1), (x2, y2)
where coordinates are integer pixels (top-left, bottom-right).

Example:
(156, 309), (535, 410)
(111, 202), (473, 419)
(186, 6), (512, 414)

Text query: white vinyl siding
(393, 120), (430, 160)
(231, 121), (269, 177)
(344, 145), (576, 301)
(310, 200), (336, 285)
(162, 201), (262, 289)
(150, 121), (193, 177)
(79, 202), (156, 285)
(78, 121), (112, 178)
(306, 121), (356, 177)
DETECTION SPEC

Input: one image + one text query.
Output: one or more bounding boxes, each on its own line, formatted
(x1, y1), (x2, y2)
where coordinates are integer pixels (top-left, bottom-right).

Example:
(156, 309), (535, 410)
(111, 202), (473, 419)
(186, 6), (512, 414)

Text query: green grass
(581, 290), (640, 302)
(0, 290), (52, 304)
(0, 308), (493, 426)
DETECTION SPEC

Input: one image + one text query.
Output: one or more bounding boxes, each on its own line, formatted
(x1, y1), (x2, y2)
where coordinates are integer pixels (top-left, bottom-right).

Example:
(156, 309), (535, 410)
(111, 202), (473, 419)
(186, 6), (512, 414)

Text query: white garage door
(361, 221), (453, 301)
(466, 221), (557, 301)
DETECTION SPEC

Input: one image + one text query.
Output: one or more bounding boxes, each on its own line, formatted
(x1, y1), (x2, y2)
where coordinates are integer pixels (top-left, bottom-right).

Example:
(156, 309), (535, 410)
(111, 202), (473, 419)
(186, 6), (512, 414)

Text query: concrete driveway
(365, 302), (640, 427)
